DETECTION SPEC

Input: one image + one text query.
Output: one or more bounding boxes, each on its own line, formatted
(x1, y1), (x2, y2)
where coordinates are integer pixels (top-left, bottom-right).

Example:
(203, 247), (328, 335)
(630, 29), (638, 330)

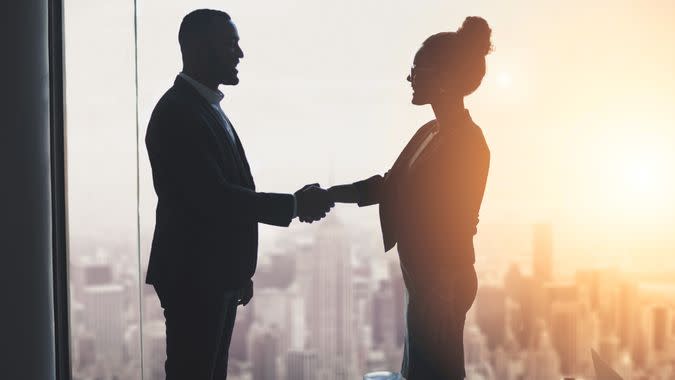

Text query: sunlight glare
(607, 146), (672, 211)
(622, 160), (656, 195)
(496, 72), (512, 88)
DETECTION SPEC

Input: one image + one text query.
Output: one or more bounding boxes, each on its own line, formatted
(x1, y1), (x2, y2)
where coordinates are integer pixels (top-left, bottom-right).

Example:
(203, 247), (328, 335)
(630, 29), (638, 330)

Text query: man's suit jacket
(353, 115), (490, 269)
(145, 76), (294, 294)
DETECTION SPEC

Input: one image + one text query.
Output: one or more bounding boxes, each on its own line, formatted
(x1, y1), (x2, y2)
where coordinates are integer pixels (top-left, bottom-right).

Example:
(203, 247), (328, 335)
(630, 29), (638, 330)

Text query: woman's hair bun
(457, 16), (493, 56)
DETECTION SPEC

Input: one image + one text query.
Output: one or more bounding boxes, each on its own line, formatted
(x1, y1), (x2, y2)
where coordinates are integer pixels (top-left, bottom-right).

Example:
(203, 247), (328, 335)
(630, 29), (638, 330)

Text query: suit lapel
(409, 129), (445, 173)
(386, 120), (437, 185)
(174, 77), (252, 187)
(377, 121), (436, 252)
(223, 114), (255, 189)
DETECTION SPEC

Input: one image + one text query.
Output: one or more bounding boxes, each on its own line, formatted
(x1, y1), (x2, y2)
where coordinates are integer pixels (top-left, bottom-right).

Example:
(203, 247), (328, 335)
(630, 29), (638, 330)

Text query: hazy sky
(65, 0), (675, 272)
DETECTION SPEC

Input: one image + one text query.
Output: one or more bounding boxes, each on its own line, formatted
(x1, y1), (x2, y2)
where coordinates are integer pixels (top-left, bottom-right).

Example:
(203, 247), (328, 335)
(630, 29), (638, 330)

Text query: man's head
(179, 9), (243, 86)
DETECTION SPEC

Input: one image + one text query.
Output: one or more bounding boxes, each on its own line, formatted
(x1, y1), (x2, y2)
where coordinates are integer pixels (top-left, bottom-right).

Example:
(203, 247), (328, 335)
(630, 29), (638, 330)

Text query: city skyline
(68, 218), (675, 380)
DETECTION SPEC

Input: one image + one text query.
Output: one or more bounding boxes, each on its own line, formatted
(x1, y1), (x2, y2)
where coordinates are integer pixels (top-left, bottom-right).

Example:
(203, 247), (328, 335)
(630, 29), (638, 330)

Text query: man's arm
(147, 103), (294, 227)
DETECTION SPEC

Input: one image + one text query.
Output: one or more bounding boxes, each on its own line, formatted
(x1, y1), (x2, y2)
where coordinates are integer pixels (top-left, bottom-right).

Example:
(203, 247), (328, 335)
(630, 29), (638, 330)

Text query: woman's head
(408, 16), (493, 105)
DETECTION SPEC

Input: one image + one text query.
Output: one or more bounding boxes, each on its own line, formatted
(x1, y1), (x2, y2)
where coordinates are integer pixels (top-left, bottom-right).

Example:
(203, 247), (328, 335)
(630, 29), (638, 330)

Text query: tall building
(532, 223), (553, 283)
(229, 305), (254, 362)
(388, 259), (406, 347)
(255, 253), (296, 289)
(76, 260), (126, 373)
(249, 323), (281, 380)
(70, 250), (115, 301)
(142, 320), (167, 380)
(599, 335), (620, 368)
(285, 350), (319, 380)
(252, 288), (295, 356)
(504, 263), (536, 349)
(476, 285), (506, 350)
(651, 306), (669, 353)
(617, 282), (638, 349)
(549, 296), (594, 377)
(287, 291), (307, 351)
(464, 323), (489, 366)
(372, 279), (396, 347)
(74, 329), (96, 371)
(493, 346), (517, 380)
(84, 263), (114, 286)
(304, 215), (357, 379)
(630, 317), (650, 370)
(364, 350), (389, 372)
(353, 273), (373, 372)
(82, 282), (125, 374)
(550, 302), (577, 375)
(575, 269), (619, 338)
(525, 322), (560, 380)
(503, 298), (522, 353)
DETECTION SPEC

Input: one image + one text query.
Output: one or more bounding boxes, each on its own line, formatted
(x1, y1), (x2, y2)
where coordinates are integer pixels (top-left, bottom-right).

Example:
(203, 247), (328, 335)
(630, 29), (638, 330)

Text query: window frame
(48, 0), (72, 378)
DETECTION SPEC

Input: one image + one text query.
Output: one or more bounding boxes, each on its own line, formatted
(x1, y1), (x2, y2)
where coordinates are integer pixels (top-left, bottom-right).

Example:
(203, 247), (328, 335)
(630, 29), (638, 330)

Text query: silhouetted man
(145, 9), (333, 380)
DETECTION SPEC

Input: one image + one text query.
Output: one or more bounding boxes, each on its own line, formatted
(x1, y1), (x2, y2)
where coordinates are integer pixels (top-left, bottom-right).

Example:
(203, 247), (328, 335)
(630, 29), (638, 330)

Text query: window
(63, 1), (675, 379)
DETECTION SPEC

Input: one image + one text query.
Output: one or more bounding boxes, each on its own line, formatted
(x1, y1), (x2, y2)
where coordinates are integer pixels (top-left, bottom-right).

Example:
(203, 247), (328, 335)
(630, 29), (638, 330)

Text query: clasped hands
(294, 183), (335, 223)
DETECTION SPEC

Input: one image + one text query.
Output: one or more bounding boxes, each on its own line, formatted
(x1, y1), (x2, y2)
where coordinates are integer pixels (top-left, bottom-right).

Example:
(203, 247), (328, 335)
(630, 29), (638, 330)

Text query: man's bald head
(179, 9), (230, 58)
(178, 9), (243, 87)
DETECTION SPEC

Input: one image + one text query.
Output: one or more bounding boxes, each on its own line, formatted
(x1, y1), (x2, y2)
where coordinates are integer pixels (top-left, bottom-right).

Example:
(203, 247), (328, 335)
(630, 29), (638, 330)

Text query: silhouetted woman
(328, 17), (492, 379)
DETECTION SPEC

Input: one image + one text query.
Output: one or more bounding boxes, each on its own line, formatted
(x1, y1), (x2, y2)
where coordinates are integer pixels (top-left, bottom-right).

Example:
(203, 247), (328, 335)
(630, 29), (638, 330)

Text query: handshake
(294, 183), (336, 223)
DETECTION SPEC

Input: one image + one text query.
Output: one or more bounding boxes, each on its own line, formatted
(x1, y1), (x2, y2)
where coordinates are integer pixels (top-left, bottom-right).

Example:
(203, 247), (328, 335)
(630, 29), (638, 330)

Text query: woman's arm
(329, 173), (388, 206)
(434, 131), (490, 236)
(327, 184), (360, 203)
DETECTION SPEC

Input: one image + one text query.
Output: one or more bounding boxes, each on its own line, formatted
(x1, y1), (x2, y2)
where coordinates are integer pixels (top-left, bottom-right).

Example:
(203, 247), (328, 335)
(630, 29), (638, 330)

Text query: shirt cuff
(292, 194), (297, 218)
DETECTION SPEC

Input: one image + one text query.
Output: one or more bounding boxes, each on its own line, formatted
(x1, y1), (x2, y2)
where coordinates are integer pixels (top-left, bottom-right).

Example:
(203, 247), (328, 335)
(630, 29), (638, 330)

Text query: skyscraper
(285, 350), (319, 380)
(82, 282), (125, 374)
(504, 263), (536, 349)
(142, 320), (167, 380)
(74, 329), (96, 371)
(229, 305), (254, 362)
(372, 279), (396, 347)
(617, 282), (638, 349)
(304, 215), (357, 379)
(476, 285), (506, 350)
(651, 306), (669, 353)
(388, 259), (406, 347)
(599, 335), (620, 369)
(249, 323), (281, 380)
(464, 323), (489, 366)
(252, 287), (294, 355)
(549, 297), (594, 377)
(525, 322), (560, 380)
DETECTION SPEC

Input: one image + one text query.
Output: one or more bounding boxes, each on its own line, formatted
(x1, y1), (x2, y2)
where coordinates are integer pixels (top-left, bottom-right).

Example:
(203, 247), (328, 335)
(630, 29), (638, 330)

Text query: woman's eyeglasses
(409, 65), (437, 80)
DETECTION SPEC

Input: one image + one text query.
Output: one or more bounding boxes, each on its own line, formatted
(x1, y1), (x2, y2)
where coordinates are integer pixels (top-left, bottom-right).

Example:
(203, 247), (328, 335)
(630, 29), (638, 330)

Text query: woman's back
(395, 117), (489, 288)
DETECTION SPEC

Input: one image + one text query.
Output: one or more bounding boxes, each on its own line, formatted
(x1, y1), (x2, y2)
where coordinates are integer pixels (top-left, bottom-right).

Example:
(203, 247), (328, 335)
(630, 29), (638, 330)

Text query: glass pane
(61, 1), (675, 379)
(136, 3), (410, 379)
(64, 1), (142, 379)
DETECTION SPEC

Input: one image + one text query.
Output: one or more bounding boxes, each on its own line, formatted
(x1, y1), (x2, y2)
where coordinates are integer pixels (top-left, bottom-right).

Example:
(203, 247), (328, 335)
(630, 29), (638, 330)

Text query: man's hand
(238, 280), (253, 306)
(295, 184), (335, 223)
